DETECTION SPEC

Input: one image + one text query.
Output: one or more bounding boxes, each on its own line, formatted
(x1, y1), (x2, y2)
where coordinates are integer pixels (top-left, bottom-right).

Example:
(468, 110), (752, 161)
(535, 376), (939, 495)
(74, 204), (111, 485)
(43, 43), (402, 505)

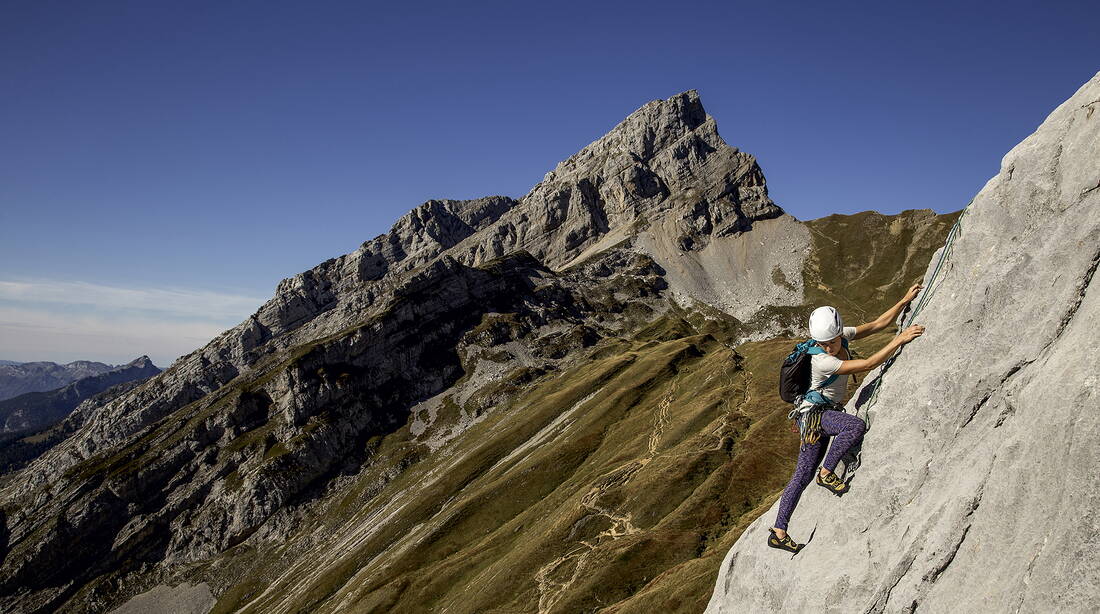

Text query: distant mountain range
(0, 359), (120, 401)
(0, 356), (160, 473)
(0, 356), (160, 434)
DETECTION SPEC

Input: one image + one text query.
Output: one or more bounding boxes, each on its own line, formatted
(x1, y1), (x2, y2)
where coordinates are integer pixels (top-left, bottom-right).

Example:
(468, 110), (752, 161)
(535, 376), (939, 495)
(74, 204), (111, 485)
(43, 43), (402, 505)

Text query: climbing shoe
(767, 528), (804, 554)
(816, 471), (849, 496)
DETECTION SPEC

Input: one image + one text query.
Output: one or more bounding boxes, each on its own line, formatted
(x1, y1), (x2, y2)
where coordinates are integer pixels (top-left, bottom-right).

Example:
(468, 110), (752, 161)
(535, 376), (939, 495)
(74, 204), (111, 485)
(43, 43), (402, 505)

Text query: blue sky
(2, 0), (1098, 367)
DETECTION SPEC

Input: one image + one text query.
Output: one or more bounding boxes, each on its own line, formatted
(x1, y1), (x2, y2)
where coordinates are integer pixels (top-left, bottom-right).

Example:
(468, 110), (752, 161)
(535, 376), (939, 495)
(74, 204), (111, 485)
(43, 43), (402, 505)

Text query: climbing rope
(841, 203), (971, 476)
(904, 203), (971, 326)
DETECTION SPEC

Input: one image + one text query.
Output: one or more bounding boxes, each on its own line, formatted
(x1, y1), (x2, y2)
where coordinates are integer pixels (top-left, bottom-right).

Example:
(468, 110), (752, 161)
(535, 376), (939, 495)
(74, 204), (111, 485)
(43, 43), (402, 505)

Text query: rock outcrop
(705, 71), (1100, 613)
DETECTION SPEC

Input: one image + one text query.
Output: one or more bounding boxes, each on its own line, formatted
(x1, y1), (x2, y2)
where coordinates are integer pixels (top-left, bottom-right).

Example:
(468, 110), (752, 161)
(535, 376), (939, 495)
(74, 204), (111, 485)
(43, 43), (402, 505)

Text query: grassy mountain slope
(194, 210), (957, 614)
(0, 209), (954, 614)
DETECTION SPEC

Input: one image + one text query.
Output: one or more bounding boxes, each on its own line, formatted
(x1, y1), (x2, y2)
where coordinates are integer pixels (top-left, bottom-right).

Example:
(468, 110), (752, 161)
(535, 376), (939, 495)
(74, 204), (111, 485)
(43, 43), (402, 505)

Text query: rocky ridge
(705, 71), (1100, 613)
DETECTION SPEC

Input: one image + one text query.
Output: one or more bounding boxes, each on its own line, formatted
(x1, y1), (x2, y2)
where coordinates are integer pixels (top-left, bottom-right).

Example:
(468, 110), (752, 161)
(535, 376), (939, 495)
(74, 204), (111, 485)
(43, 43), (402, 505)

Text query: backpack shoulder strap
(806, 341), (840, 389)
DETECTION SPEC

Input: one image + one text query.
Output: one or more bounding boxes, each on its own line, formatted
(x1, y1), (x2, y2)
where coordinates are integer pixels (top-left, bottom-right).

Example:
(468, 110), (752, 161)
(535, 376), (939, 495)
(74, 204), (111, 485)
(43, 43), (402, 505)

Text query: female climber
(768, 284), (925, 554)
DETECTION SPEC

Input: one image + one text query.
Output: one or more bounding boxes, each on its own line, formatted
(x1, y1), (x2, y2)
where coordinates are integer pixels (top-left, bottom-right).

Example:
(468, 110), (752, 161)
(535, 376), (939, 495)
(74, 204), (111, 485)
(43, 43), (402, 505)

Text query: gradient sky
(2, 0), (1098, 367)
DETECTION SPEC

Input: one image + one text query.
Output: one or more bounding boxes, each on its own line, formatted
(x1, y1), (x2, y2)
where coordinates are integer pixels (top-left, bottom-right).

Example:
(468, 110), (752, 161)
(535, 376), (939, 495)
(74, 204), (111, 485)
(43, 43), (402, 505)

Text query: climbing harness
(790, 401), (847, 449)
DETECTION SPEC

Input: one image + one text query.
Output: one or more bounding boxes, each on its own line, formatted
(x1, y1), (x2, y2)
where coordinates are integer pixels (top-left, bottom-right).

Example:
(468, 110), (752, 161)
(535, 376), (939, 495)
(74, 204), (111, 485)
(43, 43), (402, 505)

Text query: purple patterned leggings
(774, 409), (867, 531)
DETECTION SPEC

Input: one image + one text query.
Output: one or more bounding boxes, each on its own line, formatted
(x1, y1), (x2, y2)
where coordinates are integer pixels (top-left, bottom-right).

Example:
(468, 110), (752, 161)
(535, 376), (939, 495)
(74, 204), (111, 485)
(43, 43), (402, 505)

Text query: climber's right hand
(897, 325), (925, 344)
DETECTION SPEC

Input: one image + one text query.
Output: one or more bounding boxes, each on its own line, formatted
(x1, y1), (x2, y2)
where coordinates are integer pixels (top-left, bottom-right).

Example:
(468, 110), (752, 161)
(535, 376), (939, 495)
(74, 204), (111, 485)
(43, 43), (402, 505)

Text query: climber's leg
(773, 436), (828, 532)
(820, 410), (867, 474)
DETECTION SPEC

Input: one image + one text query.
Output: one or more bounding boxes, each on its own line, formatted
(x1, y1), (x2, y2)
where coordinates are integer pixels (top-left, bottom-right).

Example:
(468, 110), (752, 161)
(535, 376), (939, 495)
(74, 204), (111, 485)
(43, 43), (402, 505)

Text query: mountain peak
(542, 90), (711, 184)
(124, 355), (155, 369)
(255, 89), (784, 344)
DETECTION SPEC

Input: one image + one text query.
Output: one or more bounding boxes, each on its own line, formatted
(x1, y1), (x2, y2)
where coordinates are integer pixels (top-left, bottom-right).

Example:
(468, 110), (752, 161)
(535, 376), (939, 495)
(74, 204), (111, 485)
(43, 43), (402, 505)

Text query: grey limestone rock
(0, 246), (673, 613)
(705, 71), (1100, 614)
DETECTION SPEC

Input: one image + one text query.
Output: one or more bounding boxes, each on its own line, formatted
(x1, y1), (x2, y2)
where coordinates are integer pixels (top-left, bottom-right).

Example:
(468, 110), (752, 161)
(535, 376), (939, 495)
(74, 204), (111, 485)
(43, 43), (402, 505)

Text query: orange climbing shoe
(816, 471), (849, 496)
(767, 528), (804, 554)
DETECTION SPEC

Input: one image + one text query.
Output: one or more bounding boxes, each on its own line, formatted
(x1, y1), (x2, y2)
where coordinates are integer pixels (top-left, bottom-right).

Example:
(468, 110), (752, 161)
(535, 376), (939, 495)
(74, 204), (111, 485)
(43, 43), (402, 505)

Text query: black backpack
(778, 338), (848, 403)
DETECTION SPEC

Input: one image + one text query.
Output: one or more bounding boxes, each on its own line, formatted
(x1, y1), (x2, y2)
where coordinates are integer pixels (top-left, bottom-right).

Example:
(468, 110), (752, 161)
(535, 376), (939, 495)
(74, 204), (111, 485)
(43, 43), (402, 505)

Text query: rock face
(0, 361), (117, 402)
(246, 91), (789, 353)
(0, 90), (957, 614)
(705, 72), (1100, 613)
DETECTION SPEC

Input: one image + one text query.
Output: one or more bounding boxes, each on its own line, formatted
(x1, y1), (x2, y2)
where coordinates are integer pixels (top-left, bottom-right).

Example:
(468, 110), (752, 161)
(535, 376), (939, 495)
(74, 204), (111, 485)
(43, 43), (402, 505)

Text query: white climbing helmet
(809, 306), (843, 342)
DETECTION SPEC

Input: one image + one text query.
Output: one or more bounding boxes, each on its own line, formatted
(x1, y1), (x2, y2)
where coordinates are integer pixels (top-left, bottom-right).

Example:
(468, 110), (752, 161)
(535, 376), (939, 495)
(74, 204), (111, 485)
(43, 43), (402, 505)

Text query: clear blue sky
(2, 0), (1098, 366)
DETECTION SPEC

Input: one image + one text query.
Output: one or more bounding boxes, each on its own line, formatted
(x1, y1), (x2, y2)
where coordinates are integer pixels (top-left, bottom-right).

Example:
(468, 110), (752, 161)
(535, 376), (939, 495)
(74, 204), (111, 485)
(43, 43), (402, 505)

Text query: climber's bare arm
(851, 282), (923, 340)
(835, 325), (924, 374)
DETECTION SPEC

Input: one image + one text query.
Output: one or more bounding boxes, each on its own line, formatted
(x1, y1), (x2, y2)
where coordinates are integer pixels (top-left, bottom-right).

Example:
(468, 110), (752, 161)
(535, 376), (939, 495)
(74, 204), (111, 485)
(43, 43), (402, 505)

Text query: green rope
(856, 203), (970, 424)
(842, 203), (971, 475)
(906, 204), (971, 324)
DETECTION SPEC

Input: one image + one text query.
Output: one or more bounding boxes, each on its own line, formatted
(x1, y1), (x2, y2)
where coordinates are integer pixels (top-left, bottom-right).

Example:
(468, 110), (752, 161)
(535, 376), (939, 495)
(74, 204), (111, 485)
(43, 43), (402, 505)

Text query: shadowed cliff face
(706, 72), (1100, 614)
(0, 90), (957, 614)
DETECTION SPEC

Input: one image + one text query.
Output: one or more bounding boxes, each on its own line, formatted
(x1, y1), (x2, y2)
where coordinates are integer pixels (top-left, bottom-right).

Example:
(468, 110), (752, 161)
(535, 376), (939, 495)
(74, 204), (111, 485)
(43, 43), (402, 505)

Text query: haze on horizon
(2, 0), (1098, 367)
